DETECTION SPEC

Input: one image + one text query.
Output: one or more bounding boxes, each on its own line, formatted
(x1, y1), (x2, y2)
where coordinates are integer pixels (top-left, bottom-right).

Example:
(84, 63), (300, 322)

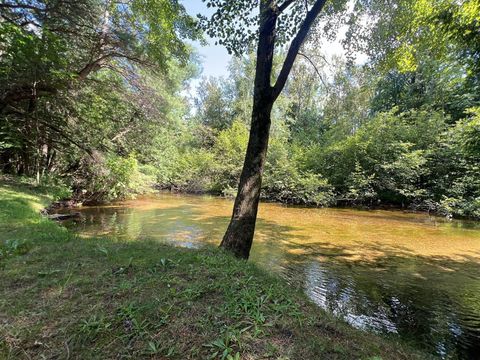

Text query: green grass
(0, 181), (427, 359)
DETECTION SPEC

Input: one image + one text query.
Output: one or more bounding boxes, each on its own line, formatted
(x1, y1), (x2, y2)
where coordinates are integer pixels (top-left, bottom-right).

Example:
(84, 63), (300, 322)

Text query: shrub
(263, 150), (335, 206)
(73, 152), (151, 202)
(169, 149), (218, 193)
(344, 162), (377, 204)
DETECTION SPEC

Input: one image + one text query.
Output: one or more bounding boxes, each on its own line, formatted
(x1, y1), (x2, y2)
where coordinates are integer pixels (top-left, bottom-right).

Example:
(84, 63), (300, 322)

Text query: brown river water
(62, 192), (480, 359)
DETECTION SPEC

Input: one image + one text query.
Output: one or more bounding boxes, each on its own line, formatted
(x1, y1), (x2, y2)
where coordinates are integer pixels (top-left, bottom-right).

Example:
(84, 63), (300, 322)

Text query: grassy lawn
(0, 181), (427, 359)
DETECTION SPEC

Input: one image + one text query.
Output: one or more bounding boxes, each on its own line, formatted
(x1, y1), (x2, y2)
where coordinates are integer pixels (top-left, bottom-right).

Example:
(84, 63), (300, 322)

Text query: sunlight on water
(63, 192), (480, 359)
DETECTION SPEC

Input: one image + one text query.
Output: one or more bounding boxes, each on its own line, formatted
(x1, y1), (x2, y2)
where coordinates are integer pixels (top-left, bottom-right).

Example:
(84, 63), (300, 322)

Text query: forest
(1, 0), (479, 220)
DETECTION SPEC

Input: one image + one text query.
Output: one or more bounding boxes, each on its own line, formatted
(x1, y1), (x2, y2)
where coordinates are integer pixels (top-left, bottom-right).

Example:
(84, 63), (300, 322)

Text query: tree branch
(77, 52), (148, 81)
(39, 120), (94, 157)
(0, 3), (45, 12)
(0, 84), (58, 111)
(277, 0), (296, 13)
(1, 104), (93, 156)
(272, 0), (327, 99)
(298, 52), (327, 86)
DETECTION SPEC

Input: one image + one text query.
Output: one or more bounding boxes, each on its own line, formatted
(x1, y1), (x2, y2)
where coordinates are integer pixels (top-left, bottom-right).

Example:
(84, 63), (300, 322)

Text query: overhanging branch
(0, 3), (45, 11)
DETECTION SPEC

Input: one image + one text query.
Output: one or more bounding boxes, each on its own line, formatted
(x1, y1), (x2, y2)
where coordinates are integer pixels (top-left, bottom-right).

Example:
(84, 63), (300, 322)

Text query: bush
(435, 109), (480, 218)
(36, 175), (72, 201)
(169, 149), (218, 193)
(344, 162), (377, 204)
(263, 146), (335, 206)
(211, 120), (249, 192)
(437, 169), (480, 219)
(305, 109), (442, 206)
(73, 152), (151, 202)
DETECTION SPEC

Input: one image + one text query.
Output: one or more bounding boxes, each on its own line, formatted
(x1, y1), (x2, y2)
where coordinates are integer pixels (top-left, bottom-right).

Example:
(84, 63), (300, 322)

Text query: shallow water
(63, 193), (480, 359)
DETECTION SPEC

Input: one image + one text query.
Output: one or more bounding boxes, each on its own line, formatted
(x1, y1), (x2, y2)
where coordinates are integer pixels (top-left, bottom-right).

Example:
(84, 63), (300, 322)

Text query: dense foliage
(1, 0), (479, 218)
(0, 0), (199, 201)
(154, 53), (480, 218)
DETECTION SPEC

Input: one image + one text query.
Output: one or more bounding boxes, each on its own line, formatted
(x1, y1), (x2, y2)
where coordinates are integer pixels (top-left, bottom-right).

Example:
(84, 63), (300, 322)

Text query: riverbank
(0, 181), (427, 359)
(158, 185), (475, 221)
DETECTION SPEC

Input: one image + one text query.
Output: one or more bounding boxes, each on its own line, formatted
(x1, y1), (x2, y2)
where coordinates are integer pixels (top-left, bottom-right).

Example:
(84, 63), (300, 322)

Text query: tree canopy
(0, 0), (199, 186)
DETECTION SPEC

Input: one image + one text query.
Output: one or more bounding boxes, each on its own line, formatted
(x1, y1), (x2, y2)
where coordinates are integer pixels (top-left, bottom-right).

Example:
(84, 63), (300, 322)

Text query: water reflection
(63, 193), (480, 359)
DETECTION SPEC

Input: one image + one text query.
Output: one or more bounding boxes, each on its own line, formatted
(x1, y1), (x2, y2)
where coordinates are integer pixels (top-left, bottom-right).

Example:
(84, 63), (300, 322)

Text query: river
(63, 192), (480, 359)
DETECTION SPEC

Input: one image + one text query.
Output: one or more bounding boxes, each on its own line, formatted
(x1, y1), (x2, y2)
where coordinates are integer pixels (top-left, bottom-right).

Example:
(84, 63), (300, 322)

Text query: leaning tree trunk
(220, 0), (328, 259)
(220, 3), (277, 259)
(220, 99), (274, 258)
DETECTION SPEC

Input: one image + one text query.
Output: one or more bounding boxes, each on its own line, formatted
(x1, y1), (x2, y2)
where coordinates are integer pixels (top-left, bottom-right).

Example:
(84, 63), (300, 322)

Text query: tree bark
(220, 0), (328, 259)
(220, 100), (274, 258)
(220, 2), (277, 259)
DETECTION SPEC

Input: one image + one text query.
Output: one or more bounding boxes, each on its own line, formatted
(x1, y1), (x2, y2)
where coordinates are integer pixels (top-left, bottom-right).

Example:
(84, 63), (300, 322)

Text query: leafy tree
(0, 0), (197, 109)
(201, 0), (353, 258)
(353, 0), (480, 119)
(195, 77), (234, 131)
(437, 108), (480, 218)
(0, 0), (199, 181)
(213, 121), (249, 193)
(345, 162), (376, 205)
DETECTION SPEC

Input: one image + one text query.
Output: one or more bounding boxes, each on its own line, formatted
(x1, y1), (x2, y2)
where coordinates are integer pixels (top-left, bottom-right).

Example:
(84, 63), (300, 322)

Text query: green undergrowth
(0, 181), (427, 359)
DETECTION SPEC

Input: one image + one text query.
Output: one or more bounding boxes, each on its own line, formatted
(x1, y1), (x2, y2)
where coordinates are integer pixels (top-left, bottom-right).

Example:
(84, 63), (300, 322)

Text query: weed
(147, 340), (161, 354)
(204, 331), (241, 360)
(37, 269), (62, 277)
(0, 239), (31, 259)
(96, 245), (109, 256)
(79, 315), (111, 341)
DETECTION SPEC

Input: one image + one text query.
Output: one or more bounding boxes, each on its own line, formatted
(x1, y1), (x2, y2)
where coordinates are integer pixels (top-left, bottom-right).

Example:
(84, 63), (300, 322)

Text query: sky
(182, 1), (231, 80)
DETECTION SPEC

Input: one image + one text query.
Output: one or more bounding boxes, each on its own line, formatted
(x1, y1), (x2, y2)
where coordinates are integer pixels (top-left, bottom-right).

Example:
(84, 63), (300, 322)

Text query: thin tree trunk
(220, 0), (328, 259)
(220, 2), (277, 259)
(220, 101), (274, 258)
